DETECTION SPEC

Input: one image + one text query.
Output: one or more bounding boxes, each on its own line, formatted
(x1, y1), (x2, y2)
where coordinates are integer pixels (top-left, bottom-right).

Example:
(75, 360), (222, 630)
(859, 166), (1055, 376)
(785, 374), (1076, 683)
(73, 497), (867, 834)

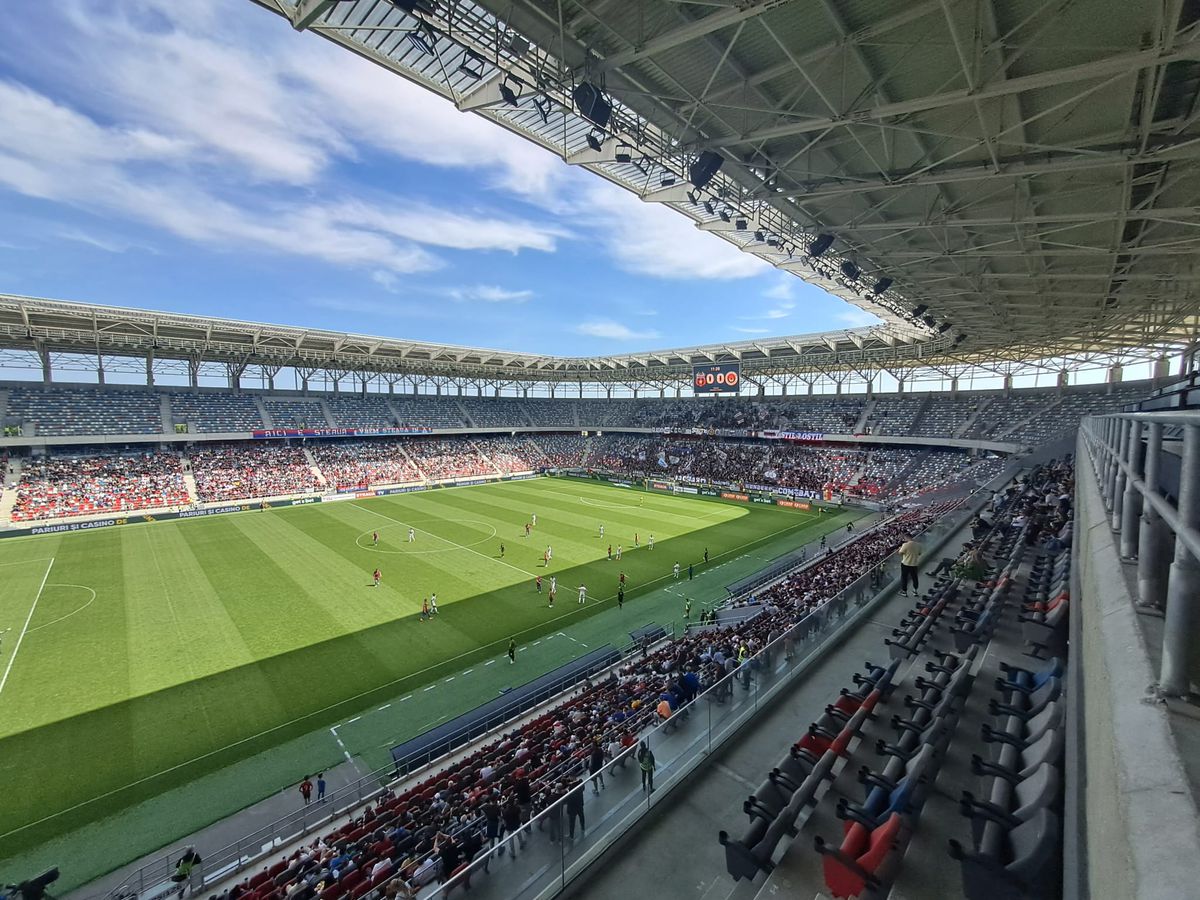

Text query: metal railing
(1080, 412), (1200, 697)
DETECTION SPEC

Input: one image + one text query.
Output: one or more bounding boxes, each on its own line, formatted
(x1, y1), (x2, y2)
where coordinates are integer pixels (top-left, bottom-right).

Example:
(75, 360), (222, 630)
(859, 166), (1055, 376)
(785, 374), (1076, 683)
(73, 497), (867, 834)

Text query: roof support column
(146, 351), (155, 387)
(96, 353), (105, 386)
(37, 342), (51, 383)
(297, 367), (318, 395)
(225, 361), (246, 391)
(188, 357), (200, 389)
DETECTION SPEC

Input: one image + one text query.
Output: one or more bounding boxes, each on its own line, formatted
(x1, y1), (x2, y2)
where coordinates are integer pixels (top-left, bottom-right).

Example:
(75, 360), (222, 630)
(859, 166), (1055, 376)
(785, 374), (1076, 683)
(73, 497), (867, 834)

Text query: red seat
(816, 812), (904, 898)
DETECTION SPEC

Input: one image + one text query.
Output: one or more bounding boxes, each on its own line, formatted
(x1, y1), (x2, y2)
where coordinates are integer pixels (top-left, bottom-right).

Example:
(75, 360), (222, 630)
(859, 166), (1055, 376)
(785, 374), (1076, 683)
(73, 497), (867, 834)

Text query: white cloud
(763, 279), (796, 301)
(734, 327), (771, 334)
(740, 299), (795, 321)
(56, 227), (146, 254)
(575, 319), (660, 341)
(337, 202), (564, 254)
(448, 285), (533, 304)
(576, 181), (769, 280)
(837, 307), (883, 327)
(371, 270), (400, 293)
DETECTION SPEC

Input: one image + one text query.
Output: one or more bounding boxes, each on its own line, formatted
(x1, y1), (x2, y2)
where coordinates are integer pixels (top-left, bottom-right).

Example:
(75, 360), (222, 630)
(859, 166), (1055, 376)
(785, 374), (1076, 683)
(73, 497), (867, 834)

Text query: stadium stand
(7, 386), (163, 435)
(306, 440), (421, 491)
(263, 398), (328, 430)
(388, 397), (468, 430)
(458, 398), (530, 428)
(12, 451), (188, 521)
(171, 392), (264, 433)
(189, 443), (321, 501)
(326, 396), (398, 430)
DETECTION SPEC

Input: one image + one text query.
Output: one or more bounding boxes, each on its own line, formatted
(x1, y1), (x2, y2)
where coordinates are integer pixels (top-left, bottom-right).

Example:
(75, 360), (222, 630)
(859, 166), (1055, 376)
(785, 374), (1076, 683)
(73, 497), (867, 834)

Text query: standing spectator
(316, 773), (326, 802)
(565, 779), (586, 839)
(897, 533), (922, 596)
(688, 563), (694, 580)
(637, 741), (656, 794)
(617, 585), (625, 610)
(588, 742), (606, 794)
(299, 777), (313, 806)
(500, 796), (522, 858)
(508, 638), (517, 665)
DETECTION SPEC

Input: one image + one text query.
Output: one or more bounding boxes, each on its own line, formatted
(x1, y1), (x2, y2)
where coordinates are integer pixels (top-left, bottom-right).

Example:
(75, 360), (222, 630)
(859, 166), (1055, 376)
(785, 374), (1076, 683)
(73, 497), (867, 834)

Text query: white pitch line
(485, 659), (496, 666)
(347, 716), (361, 725)
(0, 557), (54, 699)
(350, 503), (539, 578)
(399, 695), (412, 702)
(462, 669), (473, 676)
(378, 704), (391, 711)
(423, 684), (436, 692)
(444, 676), (455, 682)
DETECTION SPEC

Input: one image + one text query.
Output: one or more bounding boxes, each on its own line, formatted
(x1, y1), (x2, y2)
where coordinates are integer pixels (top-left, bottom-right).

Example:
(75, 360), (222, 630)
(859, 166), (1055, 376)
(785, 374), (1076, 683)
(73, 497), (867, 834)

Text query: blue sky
(0, 0), (878, 356)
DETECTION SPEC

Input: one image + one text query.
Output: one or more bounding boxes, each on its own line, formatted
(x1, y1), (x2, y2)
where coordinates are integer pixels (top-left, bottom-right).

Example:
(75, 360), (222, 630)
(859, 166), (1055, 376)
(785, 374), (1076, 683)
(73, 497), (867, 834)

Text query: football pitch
(0, 476), (851, 875)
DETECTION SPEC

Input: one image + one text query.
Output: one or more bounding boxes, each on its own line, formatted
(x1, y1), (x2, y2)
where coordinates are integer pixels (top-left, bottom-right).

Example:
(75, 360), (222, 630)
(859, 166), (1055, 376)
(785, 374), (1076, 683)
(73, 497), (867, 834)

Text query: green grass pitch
(0, 476), (845, 874)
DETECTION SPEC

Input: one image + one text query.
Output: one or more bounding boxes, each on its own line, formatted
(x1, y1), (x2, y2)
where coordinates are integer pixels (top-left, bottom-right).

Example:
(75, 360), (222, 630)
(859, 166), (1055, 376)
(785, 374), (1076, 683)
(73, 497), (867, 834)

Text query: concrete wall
(1073, 433), (1200, 899)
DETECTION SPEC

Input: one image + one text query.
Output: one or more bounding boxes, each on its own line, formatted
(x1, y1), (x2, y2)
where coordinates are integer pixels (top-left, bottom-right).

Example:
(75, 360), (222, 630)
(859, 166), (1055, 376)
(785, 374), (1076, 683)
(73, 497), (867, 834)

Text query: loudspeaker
(689, 150), (724, 188)
(573, 82), (611, 129)
(808, 233), (834, 257)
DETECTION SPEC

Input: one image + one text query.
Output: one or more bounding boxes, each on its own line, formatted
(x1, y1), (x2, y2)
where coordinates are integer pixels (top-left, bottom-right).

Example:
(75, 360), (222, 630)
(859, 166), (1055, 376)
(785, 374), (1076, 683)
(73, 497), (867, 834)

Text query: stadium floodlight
(735, 218), (748, 231)
(392, 0), (437, 14)
(871, 276), (893, 295)
(938, 322), (953, 333)
(688, 150), (724, 188)
(808, 233), (834, 257)
(840, 260), (860, 280)
(766, 235), (779, 246)
(754, 230), (765, 242)
(585, 131), (604, 152)
(573, 81), (612, 128)
(703, 200), (715, 215)
(660, 174), (676, 187)
(911, 304), (928, 318)
(457, 51), (485, 80)
(498, 77), (521, 107)
(686, 190), (699, 205)
(719, 209), (731, 222)
(614, 143), (633, 163)
(406, 28), (435, 55)
(922, 314), (937, 328)
(533, 95), (551, 124)
(954, 333), (967, 346)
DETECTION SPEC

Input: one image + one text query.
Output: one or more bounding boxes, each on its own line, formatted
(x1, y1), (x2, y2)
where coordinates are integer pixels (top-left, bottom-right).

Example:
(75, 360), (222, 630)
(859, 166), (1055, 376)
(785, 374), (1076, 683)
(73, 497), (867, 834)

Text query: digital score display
(693, 362), (741, 395)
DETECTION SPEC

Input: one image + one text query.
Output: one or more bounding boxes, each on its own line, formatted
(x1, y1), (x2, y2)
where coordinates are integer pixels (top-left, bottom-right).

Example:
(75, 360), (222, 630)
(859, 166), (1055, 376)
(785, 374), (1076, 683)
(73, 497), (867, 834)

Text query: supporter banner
(179, 503), (255, 518)
(250, 427), (432, 439)
(776, 499), (812, 511)
(744, 483), (821, 501)
(29, 517), (127, 535)
(757, 430), (826, 442)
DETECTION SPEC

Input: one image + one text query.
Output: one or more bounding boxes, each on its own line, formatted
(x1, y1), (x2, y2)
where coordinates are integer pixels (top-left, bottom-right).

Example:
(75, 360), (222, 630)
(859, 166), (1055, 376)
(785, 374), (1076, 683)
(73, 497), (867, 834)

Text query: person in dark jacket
(588, 742), (606, 795)
(565, 778), (586, 839)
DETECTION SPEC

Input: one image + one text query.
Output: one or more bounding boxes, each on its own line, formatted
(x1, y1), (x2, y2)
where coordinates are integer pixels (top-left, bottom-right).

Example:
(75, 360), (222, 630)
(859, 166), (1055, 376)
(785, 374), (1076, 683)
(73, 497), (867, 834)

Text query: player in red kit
(372, 568), (381, 587)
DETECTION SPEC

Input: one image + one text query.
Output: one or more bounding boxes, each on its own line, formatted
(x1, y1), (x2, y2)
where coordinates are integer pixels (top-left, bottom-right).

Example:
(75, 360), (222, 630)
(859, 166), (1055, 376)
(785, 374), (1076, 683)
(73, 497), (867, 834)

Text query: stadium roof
(245, 0), (1200, 365)
(0, 294), (945, 384)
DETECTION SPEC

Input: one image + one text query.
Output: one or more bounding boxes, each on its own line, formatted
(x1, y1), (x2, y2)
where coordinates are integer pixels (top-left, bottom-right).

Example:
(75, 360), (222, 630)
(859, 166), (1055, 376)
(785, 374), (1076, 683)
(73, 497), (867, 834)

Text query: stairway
(455, 399), (476, 427)
(301, 447), (328, 486)
(470, 439), (503, 476)
(885, 449), (930, 493)
(318, 399), (337, 428)
(397, 441), (428, 480)
(907, 396), (934, 435)
(177, 455), (200, 504)
(159, 394), (174, 434)
(0, 458), (23, 525)
(995, 397), (1062, 441)
(384, 399), (404, 427)
(255, 396), (275, 428)
(854, 398), (876, 434)
(525, 436), (550, 463)
(954, 396), (992, 438)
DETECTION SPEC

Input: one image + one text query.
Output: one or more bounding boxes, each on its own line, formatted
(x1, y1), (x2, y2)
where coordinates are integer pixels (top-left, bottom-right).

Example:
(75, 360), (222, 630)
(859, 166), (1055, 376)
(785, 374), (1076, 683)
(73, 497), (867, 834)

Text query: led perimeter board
(693, 362), (741, 395)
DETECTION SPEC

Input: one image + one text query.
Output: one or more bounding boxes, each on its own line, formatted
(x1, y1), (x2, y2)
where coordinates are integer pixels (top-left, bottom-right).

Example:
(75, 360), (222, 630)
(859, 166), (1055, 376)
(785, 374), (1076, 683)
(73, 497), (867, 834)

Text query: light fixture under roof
(585, 131), (604, 153)
(457, 51), (485, 80)
(498, 77), (521, 107)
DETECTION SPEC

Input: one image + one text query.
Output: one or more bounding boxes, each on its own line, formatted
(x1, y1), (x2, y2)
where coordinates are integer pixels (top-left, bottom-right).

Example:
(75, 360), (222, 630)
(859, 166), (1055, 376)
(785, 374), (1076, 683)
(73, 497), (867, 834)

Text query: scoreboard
(693, 362), (741, 395)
